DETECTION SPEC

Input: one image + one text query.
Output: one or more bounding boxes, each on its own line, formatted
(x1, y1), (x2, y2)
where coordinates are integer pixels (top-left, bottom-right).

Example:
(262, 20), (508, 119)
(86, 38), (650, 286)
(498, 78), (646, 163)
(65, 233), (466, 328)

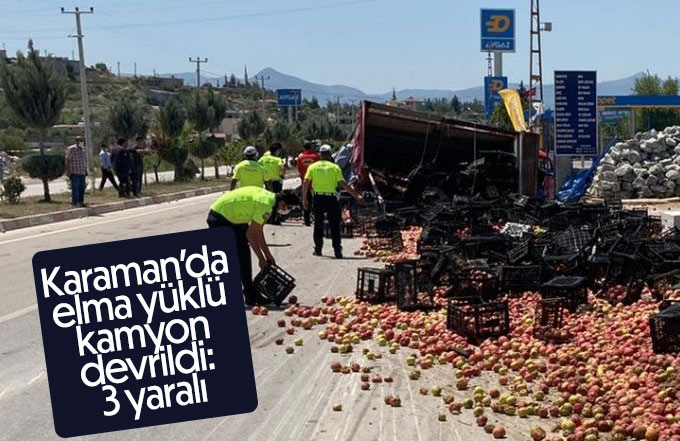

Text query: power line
(0, 0), (384, 33)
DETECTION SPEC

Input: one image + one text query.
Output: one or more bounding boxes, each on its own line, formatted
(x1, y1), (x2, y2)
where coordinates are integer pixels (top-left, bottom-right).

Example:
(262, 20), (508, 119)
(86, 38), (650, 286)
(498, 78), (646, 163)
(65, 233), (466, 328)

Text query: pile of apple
(276, 290), (679, 440)
(354, 226), (421, 261)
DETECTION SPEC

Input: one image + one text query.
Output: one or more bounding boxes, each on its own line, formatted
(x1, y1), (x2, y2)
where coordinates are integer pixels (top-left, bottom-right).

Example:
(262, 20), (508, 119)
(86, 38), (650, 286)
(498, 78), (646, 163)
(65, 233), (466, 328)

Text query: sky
(0, 0), (676, 94)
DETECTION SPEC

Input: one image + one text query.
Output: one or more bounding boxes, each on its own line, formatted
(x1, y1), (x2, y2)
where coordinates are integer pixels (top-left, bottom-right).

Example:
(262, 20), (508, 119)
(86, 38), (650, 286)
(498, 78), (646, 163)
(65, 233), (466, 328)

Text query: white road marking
(0, 303), (38, 324)
(0, 386), (12, 399)
(27, 371), (45, 385)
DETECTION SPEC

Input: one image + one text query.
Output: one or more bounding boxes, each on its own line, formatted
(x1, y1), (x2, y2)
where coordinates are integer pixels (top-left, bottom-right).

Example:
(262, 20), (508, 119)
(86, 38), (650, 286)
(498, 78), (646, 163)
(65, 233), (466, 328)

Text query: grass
(0, 178), (229, 219)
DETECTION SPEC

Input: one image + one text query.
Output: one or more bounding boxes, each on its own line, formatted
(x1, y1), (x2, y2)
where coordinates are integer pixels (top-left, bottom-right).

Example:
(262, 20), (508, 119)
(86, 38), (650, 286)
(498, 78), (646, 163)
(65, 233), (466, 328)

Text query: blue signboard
(484, 76), (507, 120)
(480, 9), (515, 52)
(598, 95), (680, 107)
(276, 89), (302, 107)
(554, 71), (598, 156)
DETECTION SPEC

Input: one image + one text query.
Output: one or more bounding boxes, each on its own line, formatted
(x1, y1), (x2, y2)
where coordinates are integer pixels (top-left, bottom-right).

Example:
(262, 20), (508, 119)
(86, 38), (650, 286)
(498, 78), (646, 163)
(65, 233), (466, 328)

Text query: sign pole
(493, 52), (503, 76)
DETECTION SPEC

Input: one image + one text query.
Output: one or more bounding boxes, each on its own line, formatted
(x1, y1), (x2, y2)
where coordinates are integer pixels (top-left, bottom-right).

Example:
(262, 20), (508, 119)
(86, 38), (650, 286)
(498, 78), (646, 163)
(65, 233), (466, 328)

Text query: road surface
(0, 189), (497, 441)
(22, 166), (232, 197)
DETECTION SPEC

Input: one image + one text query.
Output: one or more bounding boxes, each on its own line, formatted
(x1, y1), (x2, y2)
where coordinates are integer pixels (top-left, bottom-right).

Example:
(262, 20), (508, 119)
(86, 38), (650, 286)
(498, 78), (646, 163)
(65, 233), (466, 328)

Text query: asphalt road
(0, 186), (498, 441)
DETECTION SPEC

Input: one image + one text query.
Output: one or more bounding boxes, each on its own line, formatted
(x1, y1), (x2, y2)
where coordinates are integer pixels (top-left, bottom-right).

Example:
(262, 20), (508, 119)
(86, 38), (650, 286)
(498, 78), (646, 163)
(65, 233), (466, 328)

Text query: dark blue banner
(32, 228), (257, 437)
(554, 71), (598, 156)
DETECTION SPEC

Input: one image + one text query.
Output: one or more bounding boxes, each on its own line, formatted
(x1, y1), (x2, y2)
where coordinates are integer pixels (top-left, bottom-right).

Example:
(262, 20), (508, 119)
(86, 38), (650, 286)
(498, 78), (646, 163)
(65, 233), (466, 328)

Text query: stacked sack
(588, 126), (680, 199)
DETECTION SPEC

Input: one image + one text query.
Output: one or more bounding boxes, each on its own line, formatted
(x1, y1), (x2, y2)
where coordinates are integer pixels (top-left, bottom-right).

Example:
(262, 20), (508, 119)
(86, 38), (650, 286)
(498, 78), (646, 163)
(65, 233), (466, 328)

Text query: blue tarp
(556, 137), (618, 203)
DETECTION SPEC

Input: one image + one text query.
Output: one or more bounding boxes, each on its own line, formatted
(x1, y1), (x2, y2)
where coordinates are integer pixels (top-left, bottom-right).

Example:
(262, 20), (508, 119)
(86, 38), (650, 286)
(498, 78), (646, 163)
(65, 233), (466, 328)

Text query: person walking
(65, 135), (88, 207)
(230, 146), (266, 190)
(98, 143), (118, 192)
(259, 142), (286, 224)
(206, 187), (300, 306)
(130, 136), (145, 197)
(296, 141), (320, 226)
(303, 145), (363, 258)
(111, 138), (132, 197)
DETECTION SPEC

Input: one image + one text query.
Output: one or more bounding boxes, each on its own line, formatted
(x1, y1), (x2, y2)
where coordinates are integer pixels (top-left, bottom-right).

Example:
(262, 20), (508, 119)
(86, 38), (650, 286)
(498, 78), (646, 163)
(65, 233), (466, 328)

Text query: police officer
(303, 145), (363, 258)
(259, 142), (285, 193)
(230, 146), (266, 190)
(207, 187), (300, 306)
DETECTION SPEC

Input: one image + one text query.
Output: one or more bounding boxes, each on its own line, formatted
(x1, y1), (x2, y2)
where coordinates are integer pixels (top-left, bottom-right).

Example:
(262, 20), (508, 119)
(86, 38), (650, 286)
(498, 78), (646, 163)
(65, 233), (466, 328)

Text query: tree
(451, 95), (462, 115)
(204, 90), (227, 178)
(109, 99), (147, 139)
(633, 72), (680, 131)
(154, 98), (189, 181)
(0, 40), (66, 202)
(228, 73), (238, 88)
(0, 128), (26, 154)
(237, 111), (265, 142)
(272, 120), (290, 144)
(310, 97), (320, 109)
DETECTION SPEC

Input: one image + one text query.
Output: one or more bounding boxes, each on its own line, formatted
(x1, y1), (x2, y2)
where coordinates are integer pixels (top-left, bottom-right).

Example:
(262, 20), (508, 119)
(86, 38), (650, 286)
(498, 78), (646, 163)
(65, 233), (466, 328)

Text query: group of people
(207, 140), (363, 306)
(103, 137), (146, 198)
(65, 136), (146, 207)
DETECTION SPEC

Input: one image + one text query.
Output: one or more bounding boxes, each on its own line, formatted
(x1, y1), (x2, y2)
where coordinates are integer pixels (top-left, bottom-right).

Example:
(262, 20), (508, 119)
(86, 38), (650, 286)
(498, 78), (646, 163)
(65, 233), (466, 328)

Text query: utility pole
(133, 62), (137, 78)
(189, 57), (207, 94)
(116, 61), (120, 77)
(254, 74), (270, 115)
(61, 6), (95, 189)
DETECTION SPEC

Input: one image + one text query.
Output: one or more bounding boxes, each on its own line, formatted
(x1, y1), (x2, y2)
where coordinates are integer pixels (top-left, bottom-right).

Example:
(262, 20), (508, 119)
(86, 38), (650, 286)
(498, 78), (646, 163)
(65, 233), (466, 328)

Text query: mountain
(254, 67), (645, 109)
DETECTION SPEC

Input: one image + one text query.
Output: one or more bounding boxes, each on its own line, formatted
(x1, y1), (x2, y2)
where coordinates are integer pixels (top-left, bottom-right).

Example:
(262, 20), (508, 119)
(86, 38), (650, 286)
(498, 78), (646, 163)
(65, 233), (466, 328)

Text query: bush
(22, 154), (65, 181)
(0, 175), (26, 204)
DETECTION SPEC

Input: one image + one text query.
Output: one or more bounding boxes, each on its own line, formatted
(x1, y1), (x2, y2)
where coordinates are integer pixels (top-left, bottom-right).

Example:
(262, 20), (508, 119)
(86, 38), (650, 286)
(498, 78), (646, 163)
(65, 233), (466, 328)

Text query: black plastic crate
(451, 268), (499, 299)
(324, 221), (355, 239)
(356, 267), (395, 303)
(533, 298), (567, 342)
(541, 275), (588, 312)
(541, 253), (582, 278)
(649, 300), (680, 354)
(461, 236), (508, 259)
(553, 226), (593, 254)
(499, 265), (542, 292)
(507, 240), (531, 264)
(446, 296), (509, 341)
(254, 264), (296, 306)
(364, 216), (404, 237)
(393, 260), (436, 311)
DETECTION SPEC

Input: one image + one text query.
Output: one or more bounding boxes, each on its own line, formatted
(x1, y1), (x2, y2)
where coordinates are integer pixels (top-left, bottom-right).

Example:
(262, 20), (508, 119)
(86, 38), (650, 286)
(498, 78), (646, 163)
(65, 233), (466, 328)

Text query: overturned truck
(350, 101), (540, 203)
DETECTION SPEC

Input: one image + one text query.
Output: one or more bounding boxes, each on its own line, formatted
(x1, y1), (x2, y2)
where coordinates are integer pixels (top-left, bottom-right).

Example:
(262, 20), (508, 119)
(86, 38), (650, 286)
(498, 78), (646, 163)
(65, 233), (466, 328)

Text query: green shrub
(0, 175), (26, 204)
(22, 154), (65, 181)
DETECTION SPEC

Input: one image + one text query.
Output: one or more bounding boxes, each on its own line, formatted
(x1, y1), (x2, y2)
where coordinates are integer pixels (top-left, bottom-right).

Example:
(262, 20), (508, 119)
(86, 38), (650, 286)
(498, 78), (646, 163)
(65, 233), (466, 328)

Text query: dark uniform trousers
(206, 210), (257, 303)
(313, 194), (341, 252)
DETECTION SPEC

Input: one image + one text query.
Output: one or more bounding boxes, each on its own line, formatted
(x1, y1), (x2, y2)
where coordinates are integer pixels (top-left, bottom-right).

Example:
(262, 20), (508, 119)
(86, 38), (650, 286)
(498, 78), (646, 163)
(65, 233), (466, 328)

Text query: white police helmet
(244, 146), (258, 159)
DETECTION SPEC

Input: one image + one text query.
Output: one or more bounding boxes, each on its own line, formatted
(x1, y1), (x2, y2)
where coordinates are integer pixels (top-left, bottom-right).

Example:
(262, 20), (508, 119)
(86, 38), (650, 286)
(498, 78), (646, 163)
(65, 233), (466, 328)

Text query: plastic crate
(393, 260), (436, 311)
(254, 264), (296, 306)
(446, 297), (510, 341)
(533, 298), (567, 342)
(461, 236), (508, 259)
(451, 268), (499, 299)
(649, 300), (680, 354)
(355, 267), (395, 303)
(541, 253), (582, 278)
(499, 265), (542, 292)
(507, 240), (531, 264)
(553, 226), (593, 254)
(541, 276), (588, 312)
(324, 221), (355, 239)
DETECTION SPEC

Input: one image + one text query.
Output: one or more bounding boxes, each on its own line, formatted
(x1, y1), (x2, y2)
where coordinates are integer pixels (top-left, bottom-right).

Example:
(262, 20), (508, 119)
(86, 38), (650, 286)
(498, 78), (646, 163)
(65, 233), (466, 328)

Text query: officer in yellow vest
(259, 142), (285, 193)
(230, 146), (266, 190)
(207, 186), (300, 306)
(303, 145), (363, 258)
(259, 142), (286, 225)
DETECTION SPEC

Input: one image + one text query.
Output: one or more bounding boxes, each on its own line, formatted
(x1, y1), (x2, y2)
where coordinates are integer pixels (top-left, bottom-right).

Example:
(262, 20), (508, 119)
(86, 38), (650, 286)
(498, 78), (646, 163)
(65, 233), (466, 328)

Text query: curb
(0, 184), (231, 233)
